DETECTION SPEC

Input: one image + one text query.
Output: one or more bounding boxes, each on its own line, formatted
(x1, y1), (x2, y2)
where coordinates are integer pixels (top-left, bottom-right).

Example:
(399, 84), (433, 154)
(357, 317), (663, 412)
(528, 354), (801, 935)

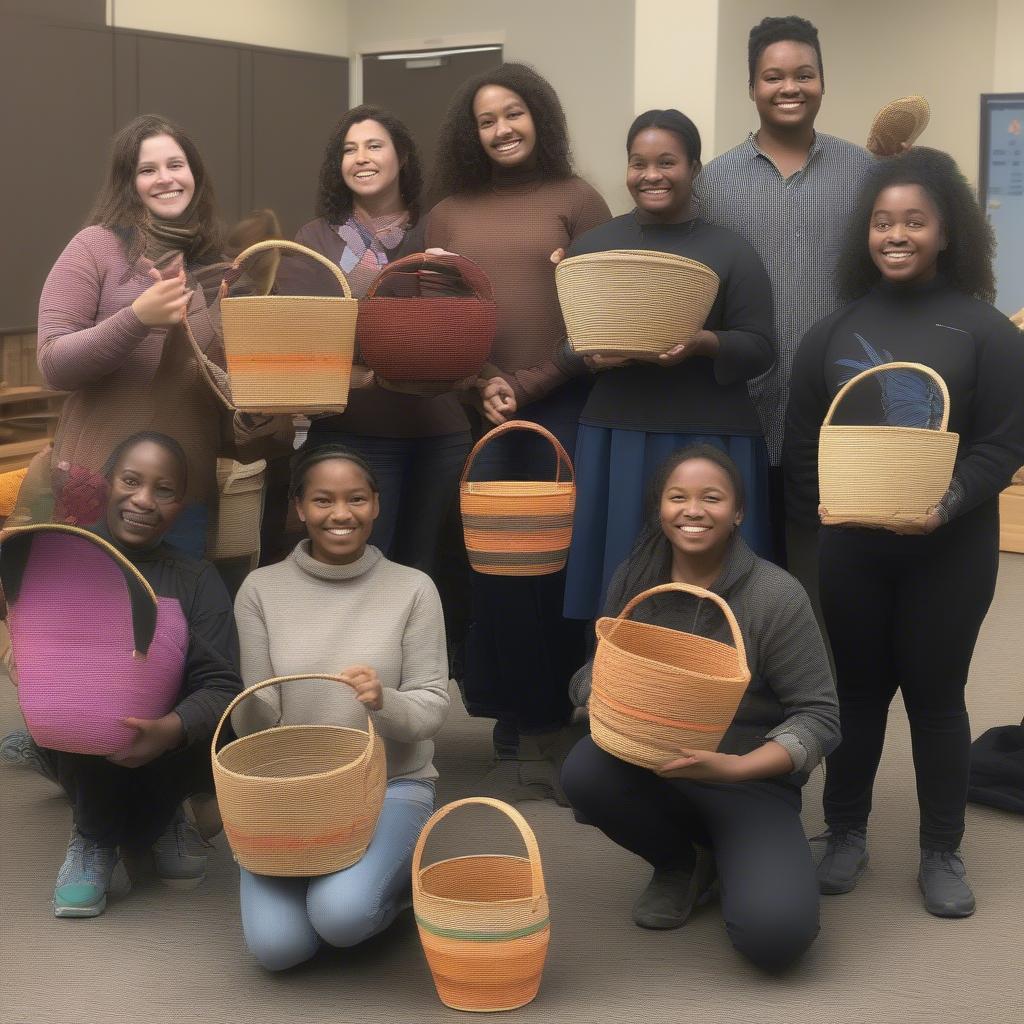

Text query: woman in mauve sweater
(275, 106), (470, 582)
(32, 114), (232, 558)
(230, 444), (450, 972)
(783, 149), (1024, 917)
(562, 446), (838, 971)
(425, 63), (611, 796)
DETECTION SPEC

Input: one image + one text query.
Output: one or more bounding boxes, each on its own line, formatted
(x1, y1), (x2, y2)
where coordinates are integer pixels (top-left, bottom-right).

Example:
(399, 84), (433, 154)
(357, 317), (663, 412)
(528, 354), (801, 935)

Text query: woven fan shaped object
(867, 95), (930, 155)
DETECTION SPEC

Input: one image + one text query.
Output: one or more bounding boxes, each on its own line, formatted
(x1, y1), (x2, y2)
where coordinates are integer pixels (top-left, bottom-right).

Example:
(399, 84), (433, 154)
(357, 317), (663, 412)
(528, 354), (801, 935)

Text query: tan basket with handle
(207, 458), (266, 568)
(217, 240), (357, 414)
(556, 248), (720, 356)
(211, 673), (387, 877)
(413, 797), (550, 1012)
(590, 583), (751, 772)
(818, 361), (958, 529)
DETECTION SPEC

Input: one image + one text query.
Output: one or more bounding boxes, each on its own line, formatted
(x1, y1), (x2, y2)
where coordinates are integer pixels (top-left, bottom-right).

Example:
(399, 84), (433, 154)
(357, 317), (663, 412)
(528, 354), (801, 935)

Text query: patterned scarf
(334, 212), (409, 298)
(141, 211), (204, 269)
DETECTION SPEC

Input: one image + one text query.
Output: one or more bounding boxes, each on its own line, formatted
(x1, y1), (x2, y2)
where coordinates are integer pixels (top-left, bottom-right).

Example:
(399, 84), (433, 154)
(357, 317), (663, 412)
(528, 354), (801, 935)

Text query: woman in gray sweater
(561, 445), (838, 971)
(230, 444), (450, 971)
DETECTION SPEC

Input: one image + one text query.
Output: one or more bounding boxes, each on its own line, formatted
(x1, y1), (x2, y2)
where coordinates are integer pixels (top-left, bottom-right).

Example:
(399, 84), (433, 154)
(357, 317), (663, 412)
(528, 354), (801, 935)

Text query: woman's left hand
(654, 330), (719, 366)
(478, 376), (517, 425)
(108, 713), (185, 768)
(341, 665), (384, 711)
(658, 748), (746, 782)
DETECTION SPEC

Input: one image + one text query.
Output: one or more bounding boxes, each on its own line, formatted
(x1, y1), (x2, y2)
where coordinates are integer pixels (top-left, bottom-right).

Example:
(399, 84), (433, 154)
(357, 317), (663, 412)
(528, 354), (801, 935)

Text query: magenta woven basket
(0, 525), (187, 755)
(356, 253), (496, 383)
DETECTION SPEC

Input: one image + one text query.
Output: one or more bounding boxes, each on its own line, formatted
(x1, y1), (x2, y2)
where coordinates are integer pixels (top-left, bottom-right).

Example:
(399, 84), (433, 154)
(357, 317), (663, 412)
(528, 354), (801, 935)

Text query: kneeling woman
(231, 445), (451, 971)
(561, 446), (838, 971)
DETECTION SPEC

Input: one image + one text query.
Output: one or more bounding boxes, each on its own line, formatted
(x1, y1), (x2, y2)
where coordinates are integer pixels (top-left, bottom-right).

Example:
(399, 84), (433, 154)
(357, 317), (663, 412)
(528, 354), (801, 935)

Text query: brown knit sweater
(426, 174), (611, 407)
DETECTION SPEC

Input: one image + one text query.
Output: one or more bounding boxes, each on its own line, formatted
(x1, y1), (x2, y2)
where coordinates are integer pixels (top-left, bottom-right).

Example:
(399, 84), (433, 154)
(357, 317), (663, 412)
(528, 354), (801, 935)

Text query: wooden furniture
(0, 329), (65, 474)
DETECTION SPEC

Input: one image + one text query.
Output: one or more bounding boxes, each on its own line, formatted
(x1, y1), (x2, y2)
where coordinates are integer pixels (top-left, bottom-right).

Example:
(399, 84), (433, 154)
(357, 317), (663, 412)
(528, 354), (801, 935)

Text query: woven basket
(211, 673), (386, 877)
(413, 797), (550, 1012)
(207, 458), (266, 568)
(357, 252), (496, 387)
(556, 248), (720, 356)
(460, 421), (575, 576)
(217, 240), (357, 414)
(590, 583), (751, 772)
(0, 524), (187, 754)
(819, 362), (958, 528)
(867, 95), (930, 155)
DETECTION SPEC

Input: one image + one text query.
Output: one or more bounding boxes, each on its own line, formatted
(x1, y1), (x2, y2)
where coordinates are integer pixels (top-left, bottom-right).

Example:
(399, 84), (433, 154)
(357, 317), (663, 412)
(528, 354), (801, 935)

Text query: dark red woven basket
(356, 253), (496, 382)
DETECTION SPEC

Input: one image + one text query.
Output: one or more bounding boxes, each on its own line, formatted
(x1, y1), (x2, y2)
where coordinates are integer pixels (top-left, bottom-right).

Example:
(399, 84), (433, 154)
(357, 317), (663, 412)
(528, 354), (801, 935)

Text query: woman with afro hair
(784, 147), (1024, 917)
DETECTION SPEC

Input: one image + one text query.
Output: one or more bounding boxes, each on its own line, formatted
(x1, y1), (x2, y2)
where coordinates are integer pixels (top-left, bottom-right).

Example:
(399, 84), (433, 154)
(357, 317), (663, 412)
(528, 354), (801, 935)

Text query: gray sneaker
(152, 805), (209, 890)
(812, 828), (869, 894)
(0, 729), (58, 785)
(632, 846), (717, 930)
(54, 828), (130, 918)
(918, 849), (976, 918)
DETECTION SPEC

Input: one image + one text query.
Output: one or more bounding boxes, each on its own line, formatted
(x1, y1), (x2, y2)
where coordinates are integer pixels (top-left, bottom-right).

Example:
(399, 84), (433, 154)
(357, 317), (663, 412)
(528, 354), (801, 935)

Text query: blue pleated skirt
(562, 425), (773, 620)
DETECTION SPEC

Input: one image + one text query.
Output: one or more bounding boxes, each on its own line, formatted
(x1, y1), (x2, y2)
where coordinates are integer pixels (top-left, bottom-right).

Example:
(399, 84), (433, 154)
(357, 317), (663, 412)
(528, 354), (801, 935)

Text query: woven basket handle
(614, 582), (748, 669)
(210, 673), (376, 779)
(460, 420), (574, 487)
(365, 252), (494, 301)
(822, 361), (950, 431)
(0, 523), (159, 656)
(221, 240), (353, 299)
(411, 797), (546, 911)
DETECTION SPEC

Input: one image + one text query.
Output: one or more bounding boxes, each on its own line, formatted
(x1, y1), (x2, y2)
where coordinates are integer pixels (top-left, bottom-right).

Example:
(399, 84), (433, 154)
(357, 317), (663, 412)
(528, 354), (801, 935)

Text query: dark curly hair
(836, 147), (996, 303)
(289, 443), (379, 500)
(315, 105), (423, 226)
(748, 15), (823, 88)
(430, 62), (574, 201)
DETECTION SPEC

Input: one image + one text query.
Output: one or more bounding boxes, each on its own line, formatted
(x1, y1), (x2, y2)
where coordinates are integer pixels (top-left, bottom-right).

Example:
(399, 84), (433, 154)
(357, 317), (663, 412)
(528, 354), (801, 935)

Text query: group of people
(4, 12), (1024, 981)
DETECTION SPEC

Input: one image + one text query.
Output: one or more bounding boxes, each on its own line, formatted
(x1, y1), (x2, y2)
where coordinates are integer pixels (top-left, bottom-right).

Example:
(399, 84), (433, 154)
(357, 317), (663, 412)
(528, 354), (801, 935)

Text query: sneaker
(0, 729), (58, 785)
(632, 846), (717, 930)
(151, 805), (209, 890)
(918, 849), (976, 918)
(812, 828), (869, 894)
(54, 828), (130, 918)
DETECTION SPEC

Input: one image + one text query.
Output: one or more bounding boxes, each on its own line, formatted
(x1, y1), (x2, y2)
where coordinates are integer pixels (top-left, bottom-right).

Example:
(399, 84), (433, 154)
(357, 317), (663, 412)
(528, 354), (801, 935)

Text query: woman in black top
(561, 109), (776, 622)
(784, 148), (1024, 917)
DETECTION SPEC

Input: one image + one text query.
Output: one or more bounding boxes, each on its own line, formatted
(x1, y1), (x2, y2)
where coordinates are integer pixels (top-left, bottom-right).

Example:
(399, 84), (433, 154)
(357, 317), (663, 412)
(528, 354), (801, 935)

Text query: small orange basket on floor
(590, 583), (751, 771)
(413, 797), (550, 1012)
(460, 421), (575, 576)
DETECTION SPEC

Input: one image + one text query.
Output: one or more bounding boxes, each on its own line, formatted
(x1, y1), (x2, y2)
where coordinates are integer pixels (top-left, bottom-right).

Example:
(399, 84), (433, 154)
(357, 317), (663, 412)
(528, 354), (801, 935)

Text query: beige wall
(347, 0), (636, 213)
(994, 0), (1024, 93)
(107, 0), (350, 57)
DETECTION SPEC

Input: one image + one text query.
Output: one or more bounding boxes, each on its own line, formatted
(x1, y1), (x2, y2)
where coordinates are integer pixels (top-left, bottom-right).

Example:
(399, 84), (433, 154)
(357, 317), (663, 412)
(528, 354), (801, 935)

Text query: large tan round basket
(556, 248), (720, 356)
(590, 583), (751, 772)
(218, 239), (357, 414)
(818, 361), (958, 529)
(867, 95), (930, 155)
(413, 797), (550, 1013)
(211, 674), (387, 877)
(460, 420), (575, 576)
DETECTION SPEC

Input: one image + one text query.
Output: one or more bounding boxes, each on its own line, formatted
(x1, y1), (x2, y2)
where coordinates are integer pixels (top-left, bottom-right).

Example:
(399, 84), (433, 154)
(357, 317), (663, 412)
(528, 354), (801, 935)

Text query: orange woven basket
(413, 797), (550, 1012)
(211, 673), (387, 877)
(818, 361), (958, 529)
(590, 583), (751, 772)
(460, 421), (575, 576)
(216, 239), (357, 414)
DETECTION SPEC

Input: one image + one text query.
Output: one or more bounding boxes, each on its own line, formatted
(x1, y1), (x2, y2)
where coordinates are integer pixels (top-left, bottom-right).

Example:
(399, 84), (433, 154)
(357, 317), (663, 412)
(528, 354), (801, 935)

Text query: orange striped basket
(216, 239), (357, 414)
(590, 583), (751, 772)
(211, 674), (386, 877)
(413, 797), (550, 1012)
(460, 421), (575, 576)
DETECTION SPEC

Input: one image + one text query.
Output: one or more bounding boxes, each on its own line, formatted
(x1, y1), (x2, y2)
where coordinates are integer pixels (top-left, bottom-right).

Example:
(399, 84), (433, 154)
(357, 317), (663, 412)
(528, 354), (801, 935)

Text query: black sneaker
(811, 828), (869, 894)
(918, 849), (975, 918)
(632, 846), (716, 930)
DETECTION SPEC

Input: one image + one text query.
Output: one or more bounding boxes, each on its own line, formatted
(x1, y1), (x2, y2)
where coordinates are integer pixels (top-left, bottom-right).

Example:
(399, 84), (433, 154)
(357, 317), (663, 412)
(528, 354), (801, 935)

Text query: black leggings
(561, 737), (820, 972)
(819, 501), (999, 851)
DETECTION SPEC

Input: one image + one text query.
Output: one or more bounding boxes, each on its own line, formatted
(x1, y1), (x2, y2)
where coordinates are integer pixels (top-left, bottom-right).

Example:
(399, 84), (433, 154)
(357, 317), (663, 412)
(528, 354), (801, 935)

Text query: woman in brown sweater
(426, 63), (611, 798)
(275, 107), (471, 584)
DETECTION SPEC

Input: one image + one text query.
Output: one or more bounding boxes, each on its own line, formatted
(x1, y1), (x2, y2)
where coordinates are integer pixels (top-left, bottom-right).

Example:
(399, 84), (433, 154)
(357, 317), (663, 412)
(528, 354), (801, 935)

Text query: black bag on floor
(968, 722), (1024, 816)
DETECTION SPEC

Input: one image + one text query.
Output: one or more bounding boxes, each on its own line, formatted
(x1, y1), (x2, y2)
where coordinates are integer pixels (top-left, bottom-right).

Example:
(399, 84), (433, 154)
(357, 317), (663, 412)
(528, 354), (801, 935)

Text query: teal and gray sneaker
(0, 729), (58, 785)
(54, 828), (130, 918)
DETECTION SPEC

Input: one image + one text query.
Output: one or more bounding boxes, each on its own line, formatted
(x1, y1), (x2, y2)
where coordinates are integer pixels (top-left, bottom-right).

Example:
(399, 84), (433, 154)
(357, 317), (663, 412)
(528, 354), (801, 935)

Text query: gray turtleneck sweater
(231, 542), (450, 781)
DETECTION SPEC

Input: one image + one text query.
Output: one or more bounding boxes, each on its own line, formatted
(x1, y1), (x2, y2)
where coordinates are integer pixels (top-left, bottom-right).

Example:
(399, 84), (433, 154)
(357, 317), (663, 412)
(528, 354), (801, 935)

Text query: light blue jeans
(239, 779), (435, 971)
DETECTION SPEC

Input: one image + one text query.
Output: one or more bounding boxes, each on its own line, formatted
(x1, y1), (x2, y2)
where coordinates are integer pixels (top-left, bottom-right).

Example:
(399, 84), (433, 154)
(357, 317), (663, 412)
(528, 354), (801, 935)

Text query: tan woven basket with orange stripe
(413, 797), (550, 1012)
(556, 248), (720, 356)
(590, 583), (751, 772)
(211, 674), (386, 877)
(460, 420), (575, 576)
(818, 362), (958, 529)
(218, 240), (357, 414)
